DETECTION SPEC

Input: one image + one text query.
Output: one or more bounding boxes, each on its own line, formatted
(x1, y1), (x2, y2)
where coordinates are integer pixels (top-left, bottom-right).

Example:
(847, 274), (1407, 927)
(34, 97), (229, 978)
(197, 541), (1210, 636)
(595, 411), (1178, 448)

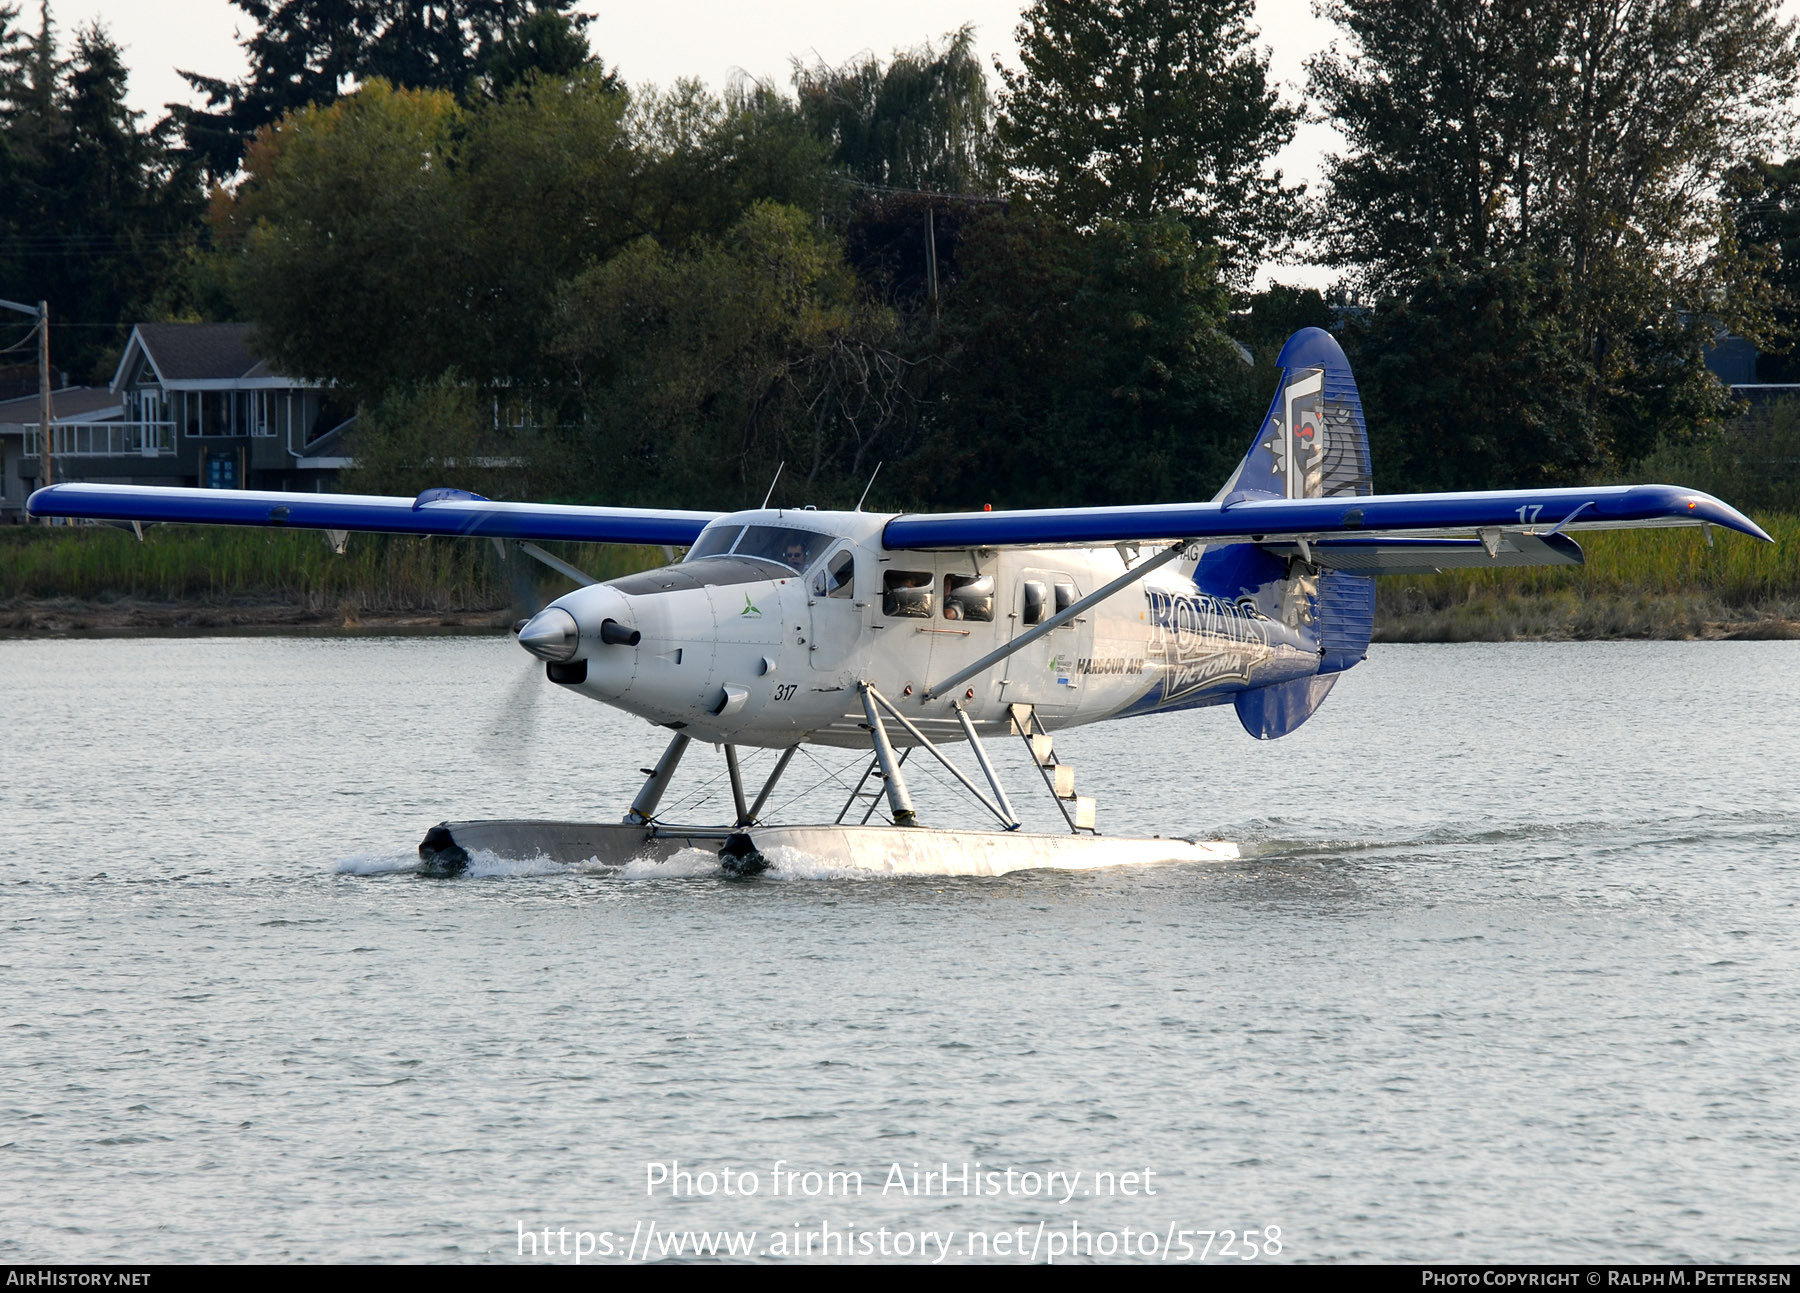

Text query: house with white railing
(0, 385), (128, 522)
(3, 322), (354, 520)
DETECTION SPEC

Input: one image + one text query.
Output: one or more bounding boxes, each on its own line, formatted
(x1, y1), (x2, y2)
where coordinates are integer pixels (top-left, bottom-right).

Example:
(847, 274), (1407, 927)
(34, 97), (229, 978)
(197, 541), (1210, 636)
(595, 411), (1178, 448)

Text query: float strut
(859, 683), (918, 826)
(953, 702), (1019, 829)
(745, 745), (799, 825)
(865, 686), (1014, 829)
(723, 745), (750, 826)
(624, 732), (691, 824)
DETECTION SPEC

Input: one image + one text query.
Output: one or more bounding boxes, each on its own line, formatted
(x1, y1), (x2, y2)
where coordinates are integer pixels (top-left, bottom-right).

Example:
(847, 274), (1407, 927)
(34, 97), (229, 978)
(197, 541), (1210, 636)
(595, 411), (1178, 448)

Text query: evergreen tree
(478, 4), (600, 98)
(0, 2), (37, 122)
(0, 13), (202, 379)
(996, 0), (1301, 283)
(1313, 0), (1800, 480)
(177, 0), (585, 177)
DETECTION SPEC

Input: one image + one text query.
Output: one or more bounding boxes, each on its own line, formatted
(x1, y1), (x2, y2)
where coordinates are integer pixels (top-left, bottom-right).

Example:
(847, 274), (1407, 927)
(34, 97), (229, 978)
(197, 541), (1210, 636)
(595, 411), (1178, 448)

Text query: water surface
(3, 637), (1796, 1262)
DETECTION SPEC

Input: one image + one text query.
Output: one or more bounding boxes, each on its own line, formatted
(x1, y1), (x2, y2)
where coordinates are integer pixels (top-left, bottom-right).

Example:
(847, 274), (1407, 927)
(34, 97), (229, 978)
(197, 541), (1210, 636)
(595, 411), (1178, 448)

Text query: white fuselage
(528, 509), (1321, 749)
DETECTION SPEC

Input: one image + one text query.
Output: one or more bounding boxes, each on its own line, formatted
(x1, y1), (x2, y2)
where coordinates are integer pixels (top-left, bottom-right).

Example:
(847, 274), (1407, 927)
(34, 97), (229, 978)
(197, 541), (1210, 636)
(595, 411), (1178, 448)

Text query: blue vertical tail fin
(1199, 328), (1375, 738)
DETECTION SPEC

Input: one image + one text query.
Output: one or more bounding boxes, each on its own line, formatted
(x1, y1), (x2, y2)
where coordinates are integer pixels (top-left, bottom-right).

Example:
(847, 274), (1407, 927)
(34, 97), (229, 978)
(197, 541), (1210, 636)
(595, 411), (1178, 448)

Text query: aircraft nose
(515, 607), (580, 662)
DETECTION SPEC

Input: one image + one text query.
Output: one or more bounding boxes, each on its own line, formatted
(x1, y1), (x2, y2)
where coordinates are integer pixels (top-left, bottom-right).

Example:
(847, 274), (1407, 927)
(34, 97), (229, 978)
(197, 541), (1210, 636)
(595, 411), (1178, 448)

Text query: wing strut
(517, 541), (598, 587)
(923, 541), (1189, 700)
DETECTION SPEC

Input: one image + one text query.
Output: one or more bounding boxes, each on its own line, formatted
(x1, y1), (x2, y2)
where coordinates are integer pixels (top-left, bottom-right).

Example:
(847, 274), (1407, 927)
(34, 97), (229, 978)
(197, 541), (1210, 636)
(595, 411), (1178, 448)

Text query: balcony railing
(24, 421), (176, 459)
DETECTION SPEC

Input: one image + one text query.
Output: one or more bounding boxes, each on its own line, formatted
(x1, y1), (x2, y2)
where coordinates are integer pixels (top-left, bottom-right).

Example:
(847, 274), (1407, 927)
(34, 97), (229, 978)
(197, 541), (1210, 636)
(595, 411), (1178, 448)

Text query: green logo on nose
(741, 595), (762, 618)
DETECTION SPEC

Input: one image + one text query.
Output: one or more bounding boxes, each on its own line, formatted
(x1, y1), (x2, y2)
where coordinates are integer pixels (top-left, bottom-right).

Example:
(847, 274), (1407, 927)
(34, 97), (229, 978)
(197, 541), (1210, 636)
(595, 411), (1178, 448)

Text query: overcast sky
(45, 0), (1800, 288)
(58, 1), (1337, 129)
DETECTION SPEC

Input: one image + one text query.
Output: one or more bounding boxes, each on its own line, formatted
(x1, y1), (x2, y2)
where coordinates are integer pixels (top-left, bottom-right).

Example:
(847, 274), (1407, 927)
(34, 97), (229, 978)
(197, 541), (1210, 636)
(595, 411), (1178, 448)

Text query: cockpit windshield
(685, 525), (743, 561)
(683, 523), (829, 573)
(737, 526), (830, 573)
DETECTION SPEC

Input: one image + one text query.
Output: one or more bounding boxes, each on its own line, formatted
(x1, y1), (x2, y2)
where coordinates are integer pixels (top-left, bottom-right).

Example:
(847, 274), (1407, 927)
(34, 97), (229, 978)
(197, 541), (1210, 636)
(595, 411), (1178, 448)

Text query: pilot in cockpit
(783, 540), (807, 571)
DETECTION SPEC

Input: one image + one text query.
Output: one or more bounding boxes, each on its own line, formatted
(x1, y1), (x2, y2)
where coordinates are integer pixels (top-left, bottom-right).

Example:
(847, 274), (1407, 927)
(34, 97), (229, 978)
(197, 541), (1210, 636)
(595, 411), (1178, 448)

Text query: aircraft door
(807, 545), (865, 676)
(1002, 566), (1094, 716)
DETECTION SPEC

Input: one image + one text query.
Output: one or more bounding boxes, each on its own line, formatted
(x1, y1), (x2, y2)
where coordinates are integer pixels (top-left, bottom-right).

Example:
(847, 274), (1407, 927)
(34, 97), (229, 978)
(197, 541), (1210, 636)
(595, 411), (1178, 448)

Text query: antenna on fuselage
(760, 462), (785, 510)
(855, 461), (884, 512)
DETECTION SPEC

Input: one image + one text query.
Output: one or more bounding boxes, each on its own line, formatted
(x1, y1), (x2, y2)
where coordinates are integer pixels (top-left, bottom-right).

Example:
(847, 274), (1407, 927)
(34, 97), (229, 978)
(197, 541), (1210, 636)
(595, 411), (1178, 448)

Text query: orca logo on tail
(1274, 367), (1327, 499)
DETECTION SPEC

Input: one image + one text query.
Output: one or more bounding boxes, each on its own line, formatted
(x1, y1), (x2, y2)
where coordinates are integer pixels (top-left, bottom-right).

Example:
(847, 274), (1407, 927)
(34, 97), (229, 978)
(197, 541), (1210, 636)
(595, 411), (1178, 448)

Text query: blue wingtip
(24, 483), (60, 518)
(1629, 484), (1772, 542)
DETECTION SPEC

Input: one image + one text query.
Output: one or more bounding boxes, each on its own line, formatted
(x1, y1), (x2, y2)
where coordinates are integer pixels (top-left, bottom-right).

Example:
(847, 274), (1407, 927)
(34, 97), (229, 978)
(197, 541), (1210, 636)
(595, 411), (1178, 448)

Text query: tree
(177, 0), (585, 177)
(1731, 157), (1800, 382)
(549, 201), (898, 506)
(794, 27), (998, 196)
(0, 14), (203, 378)
(1313, 0), (1799, 288)
(1309, 0), (1563, 280)
(621, 77), (831, 250)
(1231, 281), (1334, 366)
(454, 66), (634, 384)
(206, 65), (848, 460)
(905, 208), (1256, 508)
(338, 372), (541, 499)
(996, 0), (1300, 282)
(478, 4), (601, 98)
(1346, 256), (1602, 491)
(1312, 0), (1800, 475)
(0, 3), (35, 121)
(208, 79), (465, 396)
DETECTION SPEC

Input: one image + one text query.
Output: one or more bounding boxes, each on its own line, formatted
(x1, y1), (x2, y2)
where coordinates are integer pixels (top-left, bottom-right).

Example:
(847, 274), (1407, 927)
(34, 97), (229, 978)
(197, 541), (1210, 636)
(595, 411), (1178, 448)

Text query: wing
(26, 483), (718, 547)
(883, 484), (1772, 564)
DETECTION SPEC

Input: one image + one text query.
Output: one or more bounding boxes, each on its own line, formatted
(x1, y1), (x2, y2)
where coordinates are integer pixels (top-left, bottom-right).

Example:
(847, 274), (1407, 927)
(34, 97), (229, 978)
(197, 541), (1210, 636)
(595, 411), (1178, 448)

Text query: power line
(0, 322), (43, 355)
(0, 321), (137, 329)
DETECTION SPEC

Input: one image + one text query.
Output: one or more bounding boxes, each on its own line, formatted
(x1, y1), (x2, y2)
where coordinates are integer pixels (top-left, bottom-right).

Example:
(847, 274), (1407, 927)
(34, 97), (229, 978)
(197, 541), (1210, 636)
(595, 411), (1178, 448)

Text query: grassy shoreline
(0, 526), (659, 634)
(4, 517), (1795, 640)
(1371, 514), (1799, 641)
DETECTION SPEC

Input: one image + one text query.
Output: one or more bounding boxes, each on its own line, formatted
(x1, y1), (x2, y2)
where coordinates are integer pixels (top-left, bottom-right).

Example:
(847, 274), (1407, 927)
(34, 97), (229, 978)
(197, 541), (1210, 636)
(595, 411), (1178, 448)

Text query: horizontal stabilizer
(1259, 530), (1585, 575)
(27, 483), (718, 547)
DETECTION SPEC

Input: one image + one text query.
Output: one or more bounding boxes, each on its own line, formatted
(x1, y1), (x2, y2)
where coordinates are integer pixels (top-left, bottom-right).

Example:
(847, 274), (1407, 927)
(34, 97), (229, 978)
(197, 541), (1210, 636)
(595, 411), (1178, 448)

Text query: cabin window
(733, 525), (827, 573)
(686, 525), (743, 561)
(1021, 580), (1048, 625)
(1054, 580), (1079, 623)
(882, 570), (934, 618)
(943, 573), (994, 622)
(813, 549), (855, 599)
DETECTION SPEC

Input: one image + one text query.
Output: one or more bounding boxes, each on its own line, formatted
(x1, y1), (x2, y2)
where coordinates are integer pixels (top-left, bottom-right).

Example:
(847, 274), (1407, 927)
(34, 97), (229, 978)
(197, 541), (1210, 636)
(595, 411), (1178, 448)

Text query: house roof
(130, 322), (261, 382)
(0, 385), (122, 428)
(110, 321), (313, 393)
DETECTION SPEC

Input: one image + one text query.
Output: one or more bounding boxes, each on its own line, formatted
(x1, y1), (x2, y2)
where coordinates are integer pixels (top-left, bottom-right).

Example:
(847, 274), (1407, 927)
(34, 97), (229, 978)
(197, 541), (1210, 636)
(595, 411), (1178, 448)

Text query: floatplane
(28, 329), (1770, 877)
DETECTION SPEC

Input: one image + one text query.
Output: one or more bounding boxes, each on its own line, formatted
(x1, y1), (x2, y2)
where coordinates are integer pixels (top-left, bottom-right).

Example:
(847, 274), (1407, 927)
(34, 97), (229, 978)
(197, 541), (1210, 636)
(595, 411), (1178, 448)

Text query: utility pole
(38, 300), (51, 495)
(0, 296), (50, 511)
(925, 205), (939, 321)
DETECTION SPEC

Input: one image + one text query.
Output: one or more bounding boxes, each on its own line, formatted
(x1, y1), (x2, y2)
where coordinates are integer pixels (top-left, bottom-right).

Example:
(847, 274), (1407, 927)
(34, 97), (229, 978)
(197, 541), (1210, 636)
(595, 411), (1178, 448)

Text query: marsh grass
(1375, 513), (1799, 640)
(0, 525), (663, 612)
